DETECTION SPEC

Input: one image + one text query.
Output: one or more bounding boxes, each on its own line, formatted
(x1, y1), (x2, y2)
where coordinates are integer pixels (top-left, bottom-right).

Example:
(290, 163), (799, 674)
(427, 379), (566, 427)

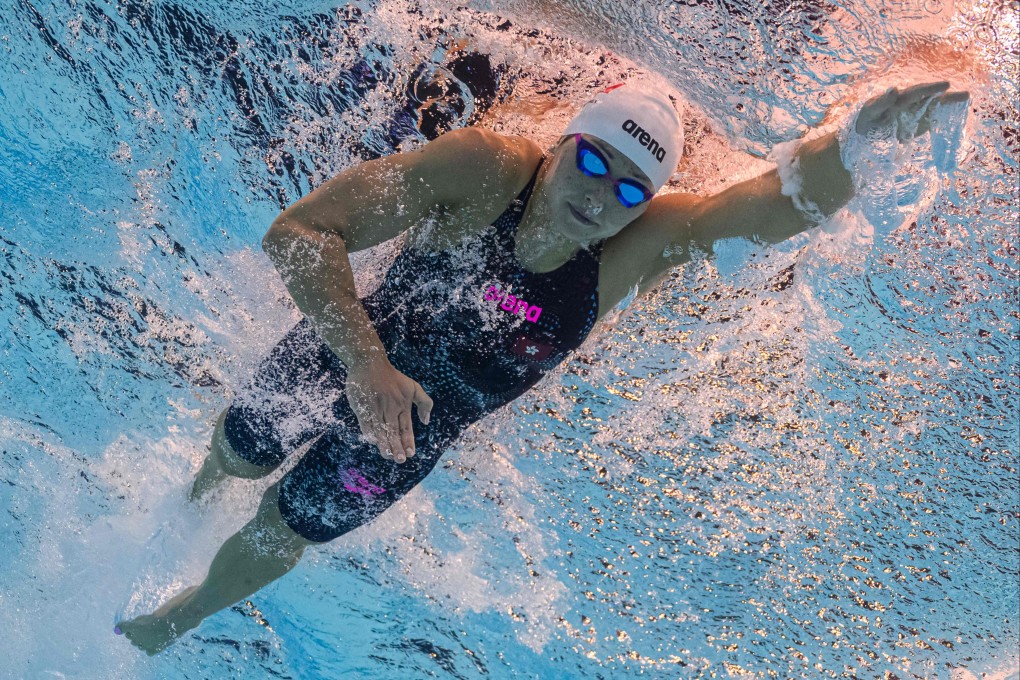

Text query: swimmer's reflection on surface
(116, 77), (968, 654)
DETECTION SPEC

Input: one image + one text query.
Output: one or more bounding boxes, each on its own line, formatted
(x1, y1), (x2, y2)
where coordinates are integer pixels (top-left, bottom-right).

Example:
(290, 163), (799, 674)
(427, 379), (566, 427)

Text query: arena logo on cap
(622, 119), (667, 162)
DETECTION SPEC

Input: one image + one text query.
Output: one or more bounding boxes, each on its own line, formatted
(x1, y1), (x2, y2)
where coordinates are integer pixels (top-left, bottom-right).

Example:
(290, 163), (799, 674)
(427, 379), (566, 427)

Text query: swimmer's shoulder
(267, 128), (539, 256)
(410, 127), (542, 212)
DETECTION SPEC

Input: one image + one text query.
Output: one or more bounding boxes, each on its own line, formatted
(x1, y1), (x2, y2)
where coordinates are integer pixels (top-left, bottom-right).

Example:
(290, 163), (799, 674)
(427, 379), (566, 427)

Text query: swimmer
(116, 79), (968, 654)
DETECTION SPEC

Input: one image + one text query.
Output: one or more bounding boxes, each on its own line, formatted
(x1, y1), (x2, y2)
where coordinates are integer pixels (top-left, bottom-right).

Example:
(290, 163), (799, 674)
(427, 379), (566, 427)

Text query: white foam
(0, 421), (264, 676)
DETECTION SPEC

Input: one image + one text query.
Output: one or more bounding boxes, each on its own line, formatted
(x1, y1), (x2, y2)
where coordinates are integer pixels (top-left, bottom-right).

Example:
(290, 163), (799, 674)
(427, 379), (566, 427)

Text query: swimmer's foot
(116, 585), (200, 655)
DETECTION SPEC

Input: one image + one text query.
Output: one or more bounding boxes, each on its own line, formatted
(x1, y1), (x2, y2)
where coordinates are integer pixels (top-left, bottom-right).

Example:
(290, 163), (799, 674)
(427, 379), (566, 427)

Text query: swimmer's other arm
(608, 83), (966, 308)
(261, 127), (511, 369)
(259, 128), (518, 461)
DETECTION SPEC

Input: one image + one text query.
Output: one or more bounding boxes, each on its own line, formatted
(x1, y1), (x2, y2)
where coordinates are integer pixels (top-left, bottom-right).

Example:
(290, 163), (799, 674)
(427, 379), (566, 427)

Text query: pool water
(0, 0), (1016, 678)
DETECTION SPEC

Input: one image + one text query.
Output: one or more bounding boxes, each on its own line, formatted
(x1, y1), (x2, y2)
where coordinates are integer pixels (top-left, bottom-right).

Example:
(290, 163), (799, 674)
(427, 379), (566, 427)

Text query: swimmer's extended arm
(681, 82), (967, 252)
(613, 83), (967, 307)
(594, 133), (850, 313)
(679, 131), (852, 252)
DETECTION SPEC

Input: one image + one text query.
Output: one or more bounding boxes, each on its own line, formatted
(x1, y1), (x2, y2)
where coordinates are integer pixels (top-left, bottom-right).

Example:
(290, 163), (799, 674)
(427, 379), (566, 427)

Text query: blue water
(0, 0), (1017, 678)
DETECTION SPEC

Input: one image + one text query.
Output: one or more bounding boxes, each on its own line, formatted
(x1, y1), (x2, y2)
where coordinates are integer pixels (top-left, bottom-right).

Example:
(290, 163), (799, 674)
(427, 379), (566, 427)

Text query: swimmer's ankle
(189, 461), (227, 503)
(189, 481), (223, 506)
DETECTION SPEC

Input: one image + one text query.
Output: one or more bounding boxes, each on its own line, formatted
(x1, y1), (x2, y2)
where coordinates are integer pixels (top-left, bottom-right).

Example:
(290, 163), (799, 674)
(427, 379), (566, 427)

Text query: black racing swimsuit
(224, 158), (604, 542)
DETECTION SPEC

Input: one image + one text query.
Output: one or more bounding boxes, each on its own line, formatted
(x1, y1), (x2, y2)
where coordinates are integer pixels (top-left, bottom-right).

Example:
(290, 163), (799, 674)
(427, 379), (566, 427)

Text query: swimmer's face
(541, 133), (655, 243)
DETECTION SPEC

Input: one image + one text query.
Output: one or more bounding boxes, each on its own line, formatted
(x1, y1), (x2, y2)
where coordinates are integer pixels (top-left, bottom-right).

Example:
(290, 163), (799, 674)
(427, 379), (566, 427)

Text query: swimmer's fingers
(857, 82), (952, 137)
(897, 81), (950, 105)
(915, 90), (970, 137)
(942, 90), (971, 106)
(397, 409), (415, 462)
(893, 83), (949, 142)
(412, 382), (433, 426)
(378, 408), (404, 463)
(346, 362), (427, 464)
(387, 382), (431, 465)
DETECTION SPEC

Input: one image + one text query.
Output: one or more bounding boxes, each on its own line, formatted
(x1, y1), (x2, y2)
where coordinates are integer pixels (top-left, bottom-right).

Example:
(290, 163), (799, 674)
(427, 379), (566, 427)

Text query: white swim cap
(563, 83), (684, 192)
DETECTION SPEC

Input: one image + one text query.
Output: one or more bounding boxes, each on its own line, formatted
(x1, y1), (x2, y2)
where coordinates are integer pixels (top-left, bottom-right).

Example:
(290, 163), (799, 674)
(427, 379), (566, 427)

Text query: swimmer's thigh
(223, 318), (354, 469)
(276, 414), (464, 544)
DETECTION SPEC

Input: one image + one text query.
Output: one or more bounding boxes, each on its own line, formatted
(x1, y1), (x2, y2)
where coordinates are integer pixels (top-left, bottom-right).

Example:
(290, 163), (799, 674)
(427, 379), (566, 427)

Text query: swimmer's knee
(213, 408), (278, 480)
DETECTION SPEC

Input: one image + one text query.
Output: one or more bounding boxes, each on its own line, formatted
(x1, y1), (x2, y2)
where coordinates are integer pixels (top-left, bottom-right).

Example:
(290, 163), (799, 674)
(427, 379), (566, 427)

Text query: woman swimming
(116, 79), (968, 654)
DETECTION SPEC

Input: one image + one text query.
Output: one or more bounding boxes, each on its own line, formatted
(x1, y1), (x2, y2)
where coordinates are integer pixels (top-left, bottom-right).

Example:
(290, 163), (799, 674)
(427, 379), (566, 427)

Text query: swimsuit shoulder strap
(493, 156), (545, 236)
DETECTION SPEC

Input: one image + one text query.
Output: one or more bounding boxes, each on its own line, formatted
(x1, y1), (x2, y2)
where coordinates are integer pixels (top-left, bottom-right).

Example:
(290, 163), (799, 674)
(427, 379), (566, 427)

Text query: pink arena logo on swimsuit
(483, 285), (542, 322)
(340, 468), (386, 497)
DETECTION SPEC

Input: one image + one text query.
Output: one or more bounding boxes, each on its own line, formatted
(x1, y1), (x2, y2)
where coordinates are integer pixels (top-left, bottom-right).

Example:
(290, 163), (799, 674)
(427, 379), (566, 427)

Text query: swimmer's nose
(585, 193), (604, 216)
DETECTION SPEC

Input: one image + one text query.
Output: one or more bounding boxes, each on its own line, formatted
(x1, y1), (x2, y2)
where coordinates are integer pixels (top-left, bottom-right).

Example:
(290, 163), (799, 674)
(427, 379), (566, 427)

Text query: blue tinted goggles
(574, 134), (655, 208)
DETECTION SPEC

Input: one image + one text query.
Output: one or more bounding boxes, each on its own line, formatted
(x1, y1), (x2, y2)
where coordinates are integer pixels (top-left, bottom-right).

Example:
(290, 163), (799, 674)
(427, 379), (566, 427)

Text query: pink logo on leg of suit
(340, 468), (386, 497)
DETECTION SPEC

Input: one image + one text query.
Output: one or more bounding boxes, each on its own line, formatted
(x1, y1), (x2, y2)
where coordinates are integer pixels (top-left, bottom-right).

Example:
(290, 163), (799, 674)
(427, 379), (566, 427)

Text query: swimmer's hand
(854, 81), (970, 142)
(345, 357), (434, 464)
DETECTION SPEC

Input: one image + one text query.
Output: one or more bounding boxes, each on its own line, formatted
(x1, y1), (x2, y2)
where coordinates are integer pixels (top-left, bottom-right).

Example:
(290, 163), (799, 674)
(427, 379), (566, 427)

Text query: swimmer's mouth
(568, 202), (597, 227)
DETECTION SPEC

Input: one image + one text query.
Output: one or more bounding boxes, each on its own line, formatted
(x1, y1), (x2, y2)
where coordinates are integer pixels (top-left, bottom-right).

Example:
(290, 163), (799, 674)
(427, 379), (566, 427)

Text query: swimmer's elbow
(261, 222), (278, 252)
(262, 218), (343, 264)
(262, 220), (292, 257)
